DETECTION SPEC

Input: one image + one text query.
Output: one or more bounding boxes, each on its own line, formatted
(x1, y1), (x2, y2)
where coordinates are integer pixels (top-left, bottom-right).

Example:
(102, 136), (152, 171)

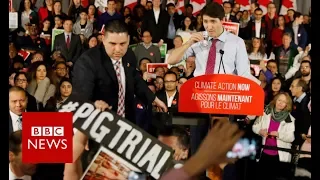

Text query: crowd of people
(9, 0), (311, 180)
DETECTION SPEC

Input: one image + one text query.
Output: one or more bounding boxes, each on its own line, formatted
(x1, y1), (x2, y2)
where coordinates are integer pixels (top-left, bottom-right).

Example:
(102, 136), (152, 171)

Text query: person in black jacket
(14, 72), (38, 111)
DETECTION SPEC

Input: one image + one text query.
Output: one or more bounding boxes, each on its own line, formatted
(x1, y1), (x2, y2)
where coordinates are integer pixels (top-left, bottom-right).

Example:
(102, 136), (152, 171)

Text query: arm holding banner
(235, 39), (261, 85)
(64, 130), (88, 180)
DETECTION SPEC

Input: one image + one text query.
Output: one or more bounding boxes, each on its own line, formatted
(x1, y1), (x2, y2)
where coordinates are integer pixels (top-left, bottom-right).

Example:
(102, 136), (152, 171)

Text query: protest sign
(51, 29), (65, 51)
(222, 22), (240, 36)
(58, 101), (173, 179)
(18, 49), (31, 61)
(178, 74), (265, 115)
(147, 63), (168, 74)
(81, 146), (141, 180)
(153, 43), (167, 58)
(250, 59), (268, 76)
(9, 12), (18, 29)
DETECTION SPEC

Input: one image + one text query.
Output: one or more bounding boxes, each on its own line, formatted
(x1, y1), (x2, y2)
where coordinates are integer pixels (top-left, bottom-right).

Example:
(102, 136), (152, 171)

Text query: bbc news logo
(22, 112), (73, 163)
(28, 127), (67, 150)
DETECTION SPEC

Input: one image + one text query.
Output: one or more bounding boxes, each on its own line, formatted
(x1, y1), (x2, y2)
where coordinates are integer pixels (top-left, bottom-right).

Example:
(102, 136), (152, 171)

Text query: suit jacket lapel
(100, 45), (118, 83)
(9, 113), (13, 134)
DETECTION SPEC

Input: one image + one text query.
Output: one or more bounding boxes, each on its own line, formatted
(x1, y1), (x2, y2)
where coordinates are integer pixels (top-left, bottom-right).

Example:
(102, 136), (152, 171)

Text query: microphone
(218, 50), (226, 74)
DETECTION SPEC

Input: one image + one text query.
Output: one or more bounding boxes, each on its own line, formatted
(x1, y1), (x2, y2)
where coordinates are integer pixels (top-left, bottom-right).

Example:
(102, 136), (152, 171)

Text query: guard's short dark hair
(201, 2), (225, 20)
(158, 125), (190, 150)
(9, 130), (22, 155)
(104, 20), (128, 35)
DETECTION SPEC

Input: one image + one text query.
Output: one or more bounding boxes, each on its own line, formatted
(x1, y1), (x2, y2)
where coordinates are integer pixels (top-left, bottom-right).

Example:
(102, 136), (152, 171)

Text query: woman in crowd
(18, 0), (38, 31)
(195, 14), (204, 32)
(85, 35), (98, 50)
(73, 8), (93, 39)
(248, 37), (268, 60)
(264, 77), (284, 105)
(176, 16), (196, 35)
(87, 4), (99, 31)
(52, 0), (67, 21)
(253, 92), (295, 180)
(271, 15), (286, 48)
(45, 78), (72, 111)
(38, 0), (53, 27)
(27, 61), (56, 107)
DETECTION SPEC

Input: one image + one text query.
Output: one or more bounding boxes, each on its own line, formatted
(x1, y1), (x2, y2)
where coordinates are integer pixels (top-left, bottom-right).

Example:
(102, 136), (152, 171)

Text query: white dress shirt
(9, 163), (32, 180)
(255, 21), (261, 38)
(166, 91), (177, 107)
(10, 111), (22, 132)
(182, 29), (260, 85)
(64, 32), (72, 43)
(153, 9), (160, 24)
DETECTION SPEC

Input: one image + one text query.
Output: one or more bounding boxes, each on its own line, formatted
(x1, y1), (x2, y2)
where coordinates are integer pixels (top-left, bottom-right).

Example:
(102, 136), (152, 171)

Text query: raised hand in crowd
(161, 120), (244, 179)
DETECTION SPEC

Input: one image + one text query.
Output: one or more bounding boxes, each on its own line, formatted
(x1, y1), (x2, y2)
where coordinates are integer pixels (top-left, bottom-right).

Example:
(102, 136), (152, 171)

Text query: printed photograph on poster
(81, 146), (141, 180)
(222, 22), (240, 36)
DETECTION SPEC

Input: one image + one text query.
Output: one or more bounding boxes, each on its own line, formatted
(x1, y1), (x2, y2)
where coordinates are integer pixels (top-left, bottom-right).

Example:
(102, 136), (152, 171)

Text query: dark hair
(158, 125), (190, 150)
(181, 16), (195, 31)
(254, 8), (263, 13)
(294, 11), (303, 20)
(294, 78), (308, 92)
(139, 57), (151, 65)
(266, 77), (284, 101)
(9, 130), (22, 155)
(14, 72), (28, 82)
(164, 71), (178, 81)
(104, 20), (128, 35)
(201, 2), (225, 20)
(301, 60), (311, 67)
(166, 3), (175, 8)
(186, 4), (193, 9)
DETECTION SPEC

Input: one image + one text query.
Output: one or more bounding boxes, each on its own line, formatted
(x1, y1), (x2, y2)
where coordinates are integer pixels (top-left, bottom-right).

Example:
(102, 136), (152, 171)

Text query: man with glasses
(156, 71), (179, 111)
(134, 30), (162, 66)
(14, 72), (38, 111)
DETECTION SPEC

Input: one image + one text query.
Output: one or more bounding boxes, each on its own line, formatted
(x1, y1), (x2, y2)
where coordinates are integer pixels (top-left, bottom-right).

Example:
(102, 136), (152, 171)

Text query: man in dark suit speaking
(65, 20), (168, 180)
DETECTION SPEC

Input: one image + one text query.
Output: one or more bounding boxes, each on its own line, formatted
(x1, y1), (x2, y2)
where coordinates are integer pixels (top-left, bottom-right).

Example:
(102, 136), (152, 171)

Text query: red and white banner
(237, 0), (251, 11)
(214, 0), (228, 5)
(280, 0), (297, 15)
(190, 0), (206, 15)
(124, 0), (137, 10)
(257, 0), (273, 15)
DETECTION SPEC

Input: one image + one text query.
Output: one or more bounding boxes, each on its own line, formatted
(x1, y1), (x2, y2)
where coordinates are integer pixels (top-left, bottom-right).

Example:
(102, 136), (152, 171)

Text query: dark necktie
(66, 35), (70, 49)
(205, 39), (218, 74)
